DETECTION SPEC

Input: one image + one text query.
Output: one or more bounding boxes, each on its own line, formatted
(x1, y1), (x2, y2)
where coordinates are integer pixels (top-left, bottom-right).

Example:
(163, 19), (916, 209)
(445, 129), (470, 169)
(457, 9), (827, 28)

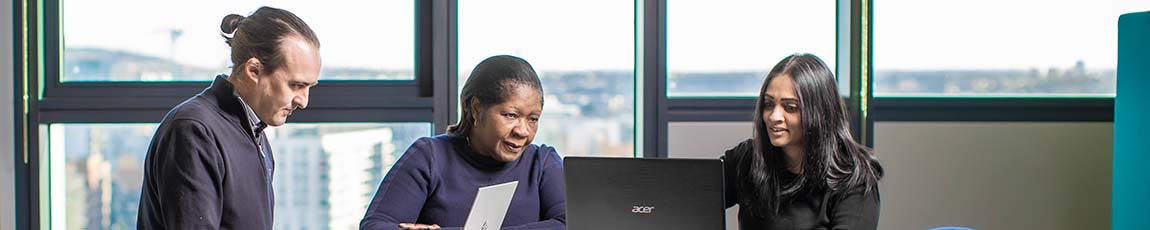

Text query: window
(872, 0), (1144, 97)
(45, 124), (154, 229)
(458, 0), (636, 157)
(667, 0), (837, 98)
(269, 123), (429, 230)
(62, 0), (414, 81)
(45, 123), (430, 229)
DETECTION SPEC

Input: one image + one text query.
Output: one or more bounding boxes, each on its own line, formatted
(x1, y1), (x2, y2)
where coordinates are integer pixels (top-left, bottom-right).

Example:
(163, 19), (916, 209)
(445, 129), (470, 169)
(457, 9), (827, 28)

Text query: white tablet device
(463, 181), (519, 230)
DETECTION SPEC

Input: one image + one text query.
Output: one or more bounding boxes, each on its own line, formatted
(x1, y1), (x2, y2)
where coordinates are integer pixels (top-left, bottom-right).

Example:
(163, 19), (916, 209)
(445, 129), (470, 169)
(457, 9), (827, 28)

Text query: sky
(65, 0), (414, 71)
(64, 0), (1150, 74)
(874, 0), (1150, 70)
(457, 0), (634, 72)
(666, 0), (837, 72)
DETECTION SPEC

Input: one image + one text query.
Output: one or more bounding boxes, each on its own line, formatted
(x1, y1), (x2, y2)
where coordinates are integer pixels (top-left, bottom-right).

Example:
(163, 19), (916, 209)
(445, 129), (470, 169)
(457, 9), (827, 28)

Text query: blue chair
(1115, 10), (1150, 230)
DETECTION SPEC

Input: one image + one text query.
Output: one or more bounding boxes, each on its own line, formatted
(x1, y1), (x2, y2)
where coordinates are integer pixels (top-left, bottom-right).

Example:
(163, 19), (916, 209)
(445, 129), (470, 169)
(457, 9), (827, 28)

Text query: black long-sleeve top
(723, 139), (880, 230)
(137, 75), (276, 229)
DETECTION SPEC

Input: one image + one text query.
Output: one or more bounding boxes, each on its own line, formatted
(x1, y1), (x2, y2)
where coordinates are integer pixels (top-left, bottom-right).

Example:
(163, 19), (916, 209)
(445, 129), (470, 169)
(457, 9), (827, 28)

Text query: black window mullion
(428, 0), (457, 134)
(864, 0), (874, 146)
(666, 98), (755, 122)
(17, 0), (43, 228)
(870, 98), (1115, 122)
(641, 0), (668, 158)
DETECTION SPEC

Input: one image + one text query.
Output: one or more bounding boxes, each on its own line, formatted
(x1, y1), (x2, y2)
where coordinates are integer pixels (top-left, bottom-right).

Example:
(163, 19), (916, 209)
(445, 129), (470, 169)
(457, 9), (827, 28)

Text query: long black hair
(446, 55), (544, 137)
(741, 53), (884, 217)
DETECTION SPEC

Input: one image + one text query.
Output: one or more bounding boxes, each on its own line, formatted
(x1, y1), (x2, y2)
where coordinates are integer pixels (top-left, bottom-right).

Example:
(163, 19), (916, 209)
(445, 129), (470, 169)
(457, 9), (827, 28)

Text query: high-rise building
(270, 126), (329, 230)
(269, 125), (400, 230)
(320, 127), (395, 230)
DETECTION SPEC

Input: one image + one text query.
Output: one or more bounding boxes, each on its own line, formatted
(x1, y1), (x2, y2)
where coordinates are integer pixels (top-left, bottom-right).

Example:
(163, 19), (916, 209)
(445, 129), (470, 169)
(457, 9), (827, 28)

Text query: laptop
(564, 157), (726, 230)
(463, 181), (518, 230)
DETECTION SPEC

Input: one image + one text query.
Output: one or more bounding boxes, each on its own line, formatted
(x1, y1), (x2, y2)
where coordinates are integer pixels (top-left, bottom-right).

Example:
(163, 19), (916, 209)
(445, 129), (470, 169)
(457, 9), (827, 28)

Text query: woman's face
(469, 84), (542, 162)
(762, 74), (805, 151)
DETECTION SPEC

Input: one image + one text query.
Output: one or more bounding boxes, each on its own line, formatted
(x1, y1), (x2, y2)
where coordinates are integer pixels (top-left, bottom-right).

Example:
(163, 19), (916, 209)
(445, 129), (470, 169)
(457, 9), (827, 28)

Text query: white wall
(667, 122), (750, 159)
(667, 121), (1113, 230)
(2, 0), (18, 228)
(667, 122), (749, 230)
(874, 122), (1111, 229)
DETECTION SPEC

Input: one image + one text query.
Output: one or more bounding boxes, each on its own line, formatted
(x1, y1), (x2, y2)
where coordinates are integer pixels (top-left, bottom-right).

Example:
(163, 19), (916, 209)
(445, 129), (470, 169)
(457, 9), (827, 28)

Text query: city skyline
(49, 0), (1136, 227)
(50, 123), (429, 230)
(48, 44), (1116, 229)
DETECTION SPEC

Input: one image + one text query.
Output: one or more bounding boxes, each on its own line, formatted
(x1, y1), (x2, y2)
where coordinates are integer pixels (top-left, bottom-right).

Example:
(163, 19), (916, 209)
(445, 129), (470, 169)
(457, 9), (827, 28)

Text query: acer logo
(631, 206), (655, 214)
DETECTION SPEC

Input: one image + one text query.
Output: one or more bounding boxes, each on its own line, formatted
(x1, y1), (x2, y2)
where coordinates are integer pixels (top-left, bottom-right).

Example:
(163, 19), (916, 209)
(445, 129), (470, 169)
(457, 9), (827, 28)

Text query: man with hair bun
(137, 6), (321, 229)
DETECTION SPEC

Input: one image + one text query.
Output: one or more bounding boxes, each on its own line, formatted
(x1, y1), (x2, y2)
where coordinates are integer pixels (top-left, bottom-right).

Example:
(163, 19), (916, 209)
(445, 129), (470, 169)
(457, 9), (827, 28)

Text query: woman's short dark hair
(220, 6), (320, 74)
(742, 53), (884, 217)
(446, 55), (544, 137)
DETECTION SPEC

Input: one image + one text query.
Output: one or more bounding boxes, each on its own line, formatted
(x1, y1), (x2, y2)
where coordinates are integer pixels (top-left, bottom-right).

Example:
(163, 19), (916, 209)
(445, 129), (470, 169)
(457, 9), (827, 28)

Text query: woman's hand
(398, 223), (441, 229)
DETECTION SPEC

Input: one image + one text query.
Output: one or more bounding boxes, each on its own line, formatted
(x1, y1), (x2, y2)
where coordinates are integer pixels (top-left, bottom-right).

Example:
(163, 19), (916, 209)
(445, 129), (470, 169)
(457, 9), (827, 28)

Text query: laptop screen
(564, 157), (726, 230)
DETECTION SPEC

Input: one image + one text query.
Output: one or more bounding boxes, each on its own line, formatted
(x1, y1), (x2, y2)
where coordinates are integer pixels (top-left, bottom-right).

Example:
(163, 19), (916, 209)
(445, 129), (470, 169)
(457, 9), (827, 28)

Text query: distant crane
(168, 28), (184, 80)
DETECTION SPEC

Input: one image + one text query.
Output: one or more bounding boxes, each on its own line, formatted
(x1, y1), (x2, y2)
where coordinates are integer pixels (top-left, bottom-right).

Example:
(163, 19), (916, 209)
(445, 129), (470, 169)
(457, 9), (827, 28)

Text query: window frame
(16, 0), (460, 229)
(647, 0), (868, 157)
(870, 98), (1114, 122)
(13, 0), (1117, 228)
(38, 0), (442, 125)
(15, 0), (35, 227)
(863, 0), (1115, 144)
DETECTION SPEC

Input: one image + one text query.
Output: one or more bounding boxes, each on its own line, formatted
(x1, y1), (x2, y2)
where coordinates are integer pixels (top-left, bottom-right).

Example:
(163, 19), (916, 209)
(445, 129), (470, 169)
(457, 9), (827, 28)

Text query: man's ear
(242, 57), (264, 83)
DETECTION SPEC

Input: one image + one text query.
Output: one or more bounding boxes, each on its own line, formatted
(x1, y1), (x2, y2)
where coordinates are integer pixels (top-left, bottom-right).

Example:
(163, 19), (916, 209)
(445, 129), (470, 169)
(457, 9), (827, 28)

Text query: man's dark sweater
(137, 75), (276, 229)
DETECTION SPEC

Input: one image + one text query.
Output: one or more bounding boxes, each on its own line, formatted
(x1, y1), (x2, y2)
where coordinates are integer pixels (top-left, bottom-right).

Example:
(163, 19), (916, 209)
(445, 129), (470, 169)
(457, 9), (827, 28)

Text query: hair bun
(220, 14), (245, 34)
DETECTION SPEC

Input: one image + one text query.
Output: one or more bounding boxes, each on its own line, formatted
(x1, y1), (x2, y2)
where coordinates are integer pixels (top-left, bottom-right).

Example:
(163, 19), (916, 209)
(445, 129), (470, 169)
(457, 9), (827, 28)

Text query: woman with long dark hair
(723, 53), (884, 229)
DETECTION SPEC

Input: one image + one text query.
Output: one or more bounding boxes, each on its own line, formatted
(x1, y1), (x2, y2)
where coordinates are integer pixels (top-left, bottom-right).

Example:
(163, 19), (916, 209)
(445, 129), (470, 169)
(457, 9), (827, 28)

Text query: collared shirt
(233, 91), (275, 214)
(233, 91), (273, 177)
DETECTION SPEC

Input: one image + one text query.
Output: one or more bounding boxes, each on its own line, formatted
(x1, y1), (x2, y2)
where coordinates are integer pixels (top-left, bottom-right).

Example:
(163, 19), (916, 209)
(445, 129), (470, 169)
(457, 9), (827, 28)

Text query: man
(137, 7), (321, 229)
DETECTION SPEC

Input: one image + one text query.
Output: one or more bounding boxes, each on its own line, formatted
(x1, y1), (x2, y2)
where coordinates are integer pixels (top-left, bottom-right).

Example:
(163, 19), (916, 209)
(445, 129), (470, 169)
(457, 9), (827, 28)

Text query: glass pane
(63, 1), (414, 82)
(46, 123), (431, 230)
(459, 0), (636, 157)
(667, 0), (837, 98)
(873, 0), (1146, 97)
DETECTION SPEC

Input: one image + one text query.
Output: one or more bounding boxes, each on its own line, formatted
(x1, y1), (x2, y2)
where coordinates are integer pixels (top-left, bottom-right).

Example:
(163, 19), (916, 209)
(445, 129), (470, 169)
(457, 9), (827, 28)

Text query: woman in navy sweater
(360, 55), (565, 230)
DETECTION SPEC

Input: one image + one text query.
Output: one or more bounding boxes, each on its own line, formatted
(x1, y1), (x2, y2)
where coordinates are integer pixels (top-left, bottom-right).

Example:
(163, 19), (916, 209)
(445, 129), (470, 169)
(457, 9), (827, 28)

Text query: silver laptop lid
(463, 181), (518, 230)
